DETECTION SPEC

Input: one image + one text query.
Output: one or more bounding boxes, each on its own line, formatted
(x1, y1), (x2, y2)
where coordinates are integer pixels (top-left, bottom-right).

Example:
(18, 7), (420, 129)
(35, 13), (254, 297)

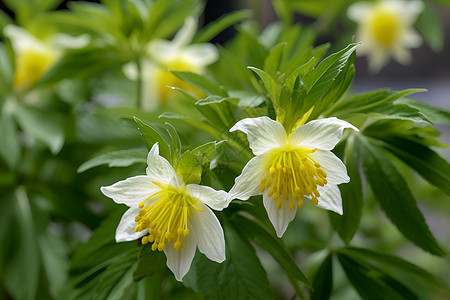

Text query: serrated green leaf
(14, 105), (64, 154)
(301, 43), (359, 114)
(263, 42), (286, 77)
(78, 148), (148, 173)
(395, 98), (450, 125)
(133, 245), (165, 282)
(330, 136), (362, 244)
(357, 136), (445, 256)
(233, 215), (311, 288)
(193, 9), (252, 43)
(165, 122), (182, 165)
(0, 107), (21, 169)
(134, 117), (170, 161)
(191, 222), (273, 300)
(339, 247), (450, 292)
(248, 66), (278, 106)
(311, 253), (333, 300)
(376, 137), (450, 195)
(171, 71), (227, 97)
(337, 253), (418, 300)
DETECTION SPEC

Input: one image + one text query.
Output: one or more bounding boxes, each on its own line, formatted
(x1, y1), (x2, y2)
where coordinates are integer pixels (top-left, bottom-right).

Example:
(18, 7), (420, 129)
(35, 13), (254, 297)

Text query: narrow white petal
(146, 143), (183, 186)
(399, 0), (424, 25)
(367, 49), (390, 73)
(48, 33), (90, 49)
(181, 44), (218, 68)
(186, 184), (228, 211)
(263, 194), (297, 237)
(3, 24), (46, 53)
(392, 46), (412, 66)
(189, 205), (225, 263)
(100, 175), (159, 206)
(115, 207), (148, 242)
(228, 153), (269, 201)
(140, 60), (161, 111)
(230, 117), (287, 155)
(347, 2), (372, 22)
(148, 40), (178, 61)
(290, 118), (358, 151)
(401, 30), (422, 48)
(164, 230), (197, 281)
(122, 61), (138, 81)
(310, 150), (350, 185)
(314, 184), (343, 215)
(172, 17), (197, 47)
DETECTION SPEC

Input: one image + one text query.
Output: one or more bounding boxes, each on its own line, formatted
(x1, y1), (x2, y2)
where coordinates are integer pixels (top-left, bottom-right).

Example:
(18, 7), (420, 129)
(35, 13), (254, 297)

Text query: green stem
(135, 59), (143, 109)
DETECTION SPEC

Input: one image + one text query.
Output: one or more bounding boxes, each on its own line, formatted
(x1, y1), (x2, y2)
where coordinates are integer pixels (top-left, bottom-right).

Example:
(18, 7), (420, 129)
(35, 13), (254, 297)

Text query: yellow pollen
(135, 184), (201, 251)
(367, 7), (402, 48)
(261, 148), (328, 209)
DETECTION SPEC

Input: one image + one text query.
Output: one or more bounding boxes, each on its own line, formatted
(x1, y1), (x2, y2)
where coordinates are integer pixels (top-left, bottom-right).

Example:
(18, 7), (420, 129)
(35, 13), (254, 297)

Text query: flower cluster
(102, 117), (358, 280)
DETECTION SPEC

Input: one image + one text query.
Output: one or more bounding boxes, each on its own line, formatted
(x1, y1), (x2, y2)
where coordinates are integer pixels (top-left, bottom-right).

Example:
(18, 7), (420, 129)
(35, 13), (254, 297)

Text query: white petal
(122, 61), (138, 81)
(100, 175), (159, 206)
(230, 117), (287, 155)
(48, 33), (90, 49)
(263, 194), (297, 237)
(289, 118), (358, 151)
(314, 184), (343, 215)
(148, 39), (178, 62)
(146, 143), (183, 187)
(172, 17), (197, 47)
(367, 47), (390, 73)
(401, 29), (422, 48)
(181, 43), (218, 68)
(164, 229), (197, 281)
(310, 150), (350, 185)
(347, 2), (372, 22)
(115, 207), (148, 242)
(392, 46), (412, 65)
(3, 24), (46, 53)
(140, 60), (162, 111)
(186, 184), (228, 211)
(398, 0), (424, 25)
(228, 153), (269, 201)
(189, 205), (225, 263)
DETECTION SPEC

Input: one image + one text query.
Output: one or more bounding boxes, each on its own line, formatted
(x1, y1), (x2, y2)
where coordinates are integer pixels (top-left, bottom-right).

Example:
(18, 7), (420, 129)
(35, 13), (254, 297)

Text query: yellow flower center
(135, 182), (203, 251)
(367, 8), (402, 48)
(155, 59), (202, 104)
(14, 48), (57, 89)
(259, 148), (328, 210)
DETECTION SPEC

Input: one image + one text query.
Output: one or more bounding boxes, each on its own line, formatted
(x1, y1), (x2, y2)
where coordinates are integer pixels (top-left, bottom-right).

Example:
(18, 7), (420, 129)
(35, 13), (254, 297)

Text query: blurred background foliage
(0, 0), (449, 299)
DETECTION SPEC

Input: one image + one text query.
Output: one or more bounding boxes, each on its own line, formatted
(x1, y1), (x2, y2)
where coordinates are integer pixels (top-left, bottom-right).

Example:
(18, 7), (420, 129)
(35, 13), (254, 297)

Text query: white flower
(347, 0), (424, 72)
(3, 24), (89, 90)
(101, 143), (227, 281)
(228, 117), (358, 237)
(124, 17), (218, 110)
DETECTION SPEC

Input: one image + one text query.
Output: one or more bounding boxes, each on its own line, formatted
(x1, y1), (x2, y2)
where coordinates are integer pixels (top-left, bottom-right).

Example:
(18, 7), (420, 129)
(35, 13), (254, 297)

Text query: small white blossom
(101, 143), (227, 281)
(229, 117), (358, 237)
(347, 0), (424, 72)
(3, 24), (89, 90)
(124, 17), (218, 110)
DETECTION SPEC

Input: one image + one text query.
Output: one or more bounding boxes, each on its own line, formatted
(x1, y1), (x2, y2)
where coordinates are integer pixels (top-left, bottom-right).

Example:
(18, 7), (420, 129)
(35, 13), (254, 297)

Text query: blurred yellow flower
(125, 18), (218, 110)
(4, 25), (89, 91)
(347, 0), (424, 72)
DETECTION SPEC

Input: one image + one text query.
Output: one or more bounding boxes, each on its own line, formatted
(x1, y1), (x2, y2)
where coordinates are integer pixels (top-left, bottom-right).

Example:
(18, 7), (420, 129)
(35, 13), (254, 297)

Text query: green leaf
(175, 141), (224, 185)
(395, 98), (450, 125)
(339, 247), (450, 292)
(228, 90), (265, 108)
(171, 71), (227, 97)
(248, 66), (278, 106)
(0, 107), (21, 169)
(190, 222), (273, 300)
(376, 137), (450, 195)
(159, 111), (221, 138)
(330, 136), (362, 244)
(77, 148), (148, 173)
(193, 9), (252, 43)
(195, 95), (238, 129)
(311, 253), (333, 300)
(356, 136), (445, 256)
(165, 122), (182, 165)
(337, 253), (418, 300)
(233, 215), (311, 288)
(133, 245), (166, 282)
(302, 43), (359, 114)
(263, 42), (286, 77)
(416, 4), (444, 51)
(134, 117), (171, 161)
(13, 105), (64, 154)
